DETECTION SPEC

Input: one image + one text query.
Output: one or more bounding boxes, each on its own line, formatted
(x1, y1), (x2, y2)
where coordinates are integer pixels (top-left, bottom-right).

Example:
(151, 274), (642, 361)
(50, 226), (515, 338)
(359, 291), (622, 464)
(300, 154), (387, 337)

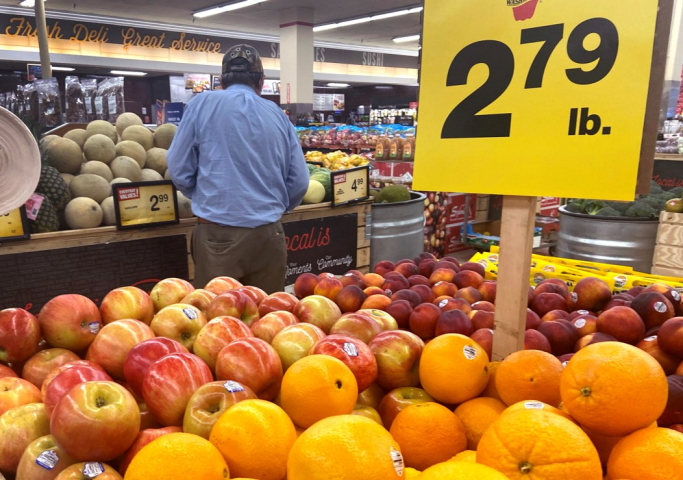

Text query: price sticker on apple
(331, 166), (370, 207)
(0, 206), (30, 242)
(414, 0), (661, 200)
(112, 181), (179, 230)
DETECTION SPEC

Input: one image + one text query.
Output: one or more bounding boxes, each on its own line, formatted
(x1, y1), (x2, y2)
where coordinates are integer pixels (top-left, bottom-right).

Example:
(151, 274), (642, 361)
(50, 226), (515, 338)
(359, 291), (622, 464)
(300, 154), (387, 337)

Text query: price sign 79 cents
(413, 0), (660, 200)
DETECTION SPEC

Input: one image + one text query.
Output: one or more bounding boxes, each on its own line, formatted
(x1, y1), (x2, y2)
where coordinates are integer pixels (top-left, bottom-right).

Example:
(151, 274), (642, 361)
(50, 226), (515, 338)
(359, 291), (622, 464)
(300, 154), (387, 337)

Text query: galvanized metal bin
(556, 206), (659, 273)
(370, 192), (426, 269)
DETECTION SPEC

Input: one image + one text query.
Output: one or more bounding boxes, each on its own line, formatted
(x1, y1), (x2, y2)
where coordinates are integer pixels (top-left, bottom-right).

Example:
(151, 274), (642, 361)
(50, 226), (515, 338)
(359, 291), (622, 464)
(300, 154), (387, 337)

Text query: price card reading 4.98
(112, 181), (179, 230)
(0, 207), (30, 242)
(331, 166), (370, 207)
(413, 0), (661, 201)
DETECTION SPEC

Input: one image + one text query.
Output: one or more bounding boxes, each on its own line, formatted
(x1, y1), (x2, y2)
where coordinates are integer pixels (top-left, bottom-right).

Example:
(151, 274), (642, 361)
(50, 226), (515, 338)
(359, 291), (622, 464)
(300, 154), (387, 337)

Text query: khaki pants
(192, 221), (287, 294)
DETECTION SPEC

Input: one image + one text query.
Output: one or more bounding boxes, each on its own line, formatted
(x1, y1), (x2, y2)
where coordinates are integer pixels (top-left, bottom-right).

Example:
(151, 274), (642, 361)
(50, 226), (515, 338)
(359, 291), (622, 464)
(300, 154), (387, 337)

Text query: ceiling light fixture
(111, 70), (147, 76)
(19, 0), (45, 7)
(327, 83), (350, 88)
(313, 6), (423, 32)
(194, 0), (267, 18)
(50, 66), (75, 71)
(393, 34), (420, 43)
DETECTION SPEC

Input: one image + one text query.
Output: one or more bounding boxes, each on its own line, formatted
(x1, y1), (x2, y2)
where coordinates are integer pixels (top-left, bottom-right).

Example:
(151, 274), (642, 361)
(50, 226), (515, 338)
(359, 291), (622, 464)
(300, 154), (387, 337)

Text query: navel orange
(416, 461), (509, 479)
(480, 361), (503, 401)
(454, 397), (507, 450)
(560, 342), (667, 436)
(279, 354), (357, 428)
(584, 422), (657, 467)
(389, 402), (467, 471)
(450, 450), (477, 463)
(503, 400), (575, 423)
(419, 334), (489, 404)
(405, 467), (421, 478)
(209, 399), (296, 480)
(607, 427), (683, 480)
(495, 350), (563, 407)
(287, 415), (405, 480)
(477, 409), (602, 479)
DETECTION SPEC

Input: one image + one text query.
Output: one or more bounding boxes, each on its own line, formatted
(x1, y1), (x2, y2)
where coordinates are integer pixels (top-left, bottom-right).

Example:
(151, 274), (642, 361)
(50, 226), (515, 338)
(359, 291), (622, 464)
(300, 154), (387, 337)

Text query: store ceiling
(0, 0), (423, 52)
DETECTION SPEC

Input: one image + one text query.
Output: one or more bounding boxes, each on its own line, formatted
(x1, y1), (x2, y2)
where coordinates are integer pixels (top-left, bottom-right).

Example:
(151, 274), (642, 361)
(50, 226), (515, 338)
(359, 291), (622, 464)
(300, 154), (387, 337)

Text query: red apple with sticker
(21, 348), (80, 389)
(142, 352), (213, 426)
(150, 304), (207, 350)
(251, 311), (299, 344)
(42, 360), (112, 418)
(180, 289), (217, 313)
(99, 286), (154, 325)
(205, 290), (260, 326)
(15, 433), (77, 480)
(123, 337), (188, 398)
(369, 330), (424, 391)
(86, 319), (155, 380)
(309, 334), (377, 392)
(38, 295), (102, 351)
(0, 308), (41, 363)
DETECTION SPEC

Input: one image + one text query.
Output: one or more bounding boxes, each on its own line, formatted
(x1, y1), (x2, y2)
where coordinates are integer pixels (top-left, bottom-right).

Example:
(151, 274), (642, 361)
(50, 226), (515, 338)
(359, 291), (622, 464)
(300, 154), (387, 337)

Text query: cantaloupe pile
(41, 114), (191, 230)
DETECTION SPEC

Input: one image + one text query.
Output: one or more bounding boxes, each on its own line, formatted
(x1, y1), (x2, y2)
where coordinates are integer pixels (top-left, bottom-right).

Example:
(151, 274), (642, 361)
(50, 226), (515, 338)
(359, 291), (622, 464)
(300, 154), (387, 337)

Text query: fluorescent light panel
(393, 34), (420, 43)
(111, 70), (147, 76)
(50, 66), (74, 71)
(194, 0), (267, 18)
(314, 6), (422, 32)
(327, 83), (350, 87)
(19, 0), (44, 7)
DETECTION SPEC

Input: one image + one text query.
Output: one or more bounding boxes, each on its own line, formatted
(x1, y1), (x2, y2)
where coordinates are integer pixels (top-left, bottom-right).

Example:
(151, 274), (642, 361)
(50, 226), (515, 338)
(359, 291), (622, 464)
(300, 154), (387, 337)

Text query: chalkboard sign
(652, 157), (683, 189)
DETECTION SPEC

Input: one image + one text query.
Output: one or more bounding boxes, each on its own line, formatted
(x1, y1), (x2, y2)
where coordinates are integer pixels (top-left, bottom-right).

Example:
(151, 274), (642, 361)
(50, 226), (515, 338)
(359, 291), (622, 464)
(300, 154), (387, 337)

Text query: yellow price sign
(113, 181), (179, 229)
(0, 207), (30, 242)
(331, 166), (370, 207)
(414, 0), (661, 200)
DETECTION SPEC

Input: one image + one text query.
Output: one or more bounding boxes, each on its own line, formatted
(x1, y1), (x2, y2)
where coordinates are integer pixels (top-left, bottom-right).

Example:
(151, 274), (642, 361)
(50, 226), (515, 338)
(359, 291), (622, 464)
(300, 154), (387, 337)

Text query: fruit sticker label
(0, 206), (29, 242)
(524, 401), (545, 410)
(574, 319), (586, 329)
(183, 307), (198, 320)
(223, 381), (245, 393)
(112, 181), (179, 230)
(463, 345), (477, 360)
(390, 447), (404, 476)
(654, 302), (667, 313)
(88, 322), (100, 334)
(414, 0), (662, 200)
(343, 342), (359, 357)
(35, 450), (59, 470)
(83, 462), (105, 478)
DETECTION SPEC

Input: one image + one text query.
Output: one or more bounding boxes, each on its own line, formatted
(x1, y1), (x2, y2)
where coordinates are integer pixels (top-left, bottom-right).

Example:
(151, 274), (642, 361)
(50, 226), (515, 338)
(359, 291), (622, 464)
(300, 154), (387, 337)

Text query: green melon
(309, 171), (332, 202)
(70, 174), (112, 203)
(86, 120), (118, 143)
(122, 125), (154, 150)
(115, 112), (143, 137)
(64, 129), (88, 149)
(115, 140), (147, 168)
(83, 134), (117, 164)
(110, 156), (142, 182)
(46, 138), (84, 174)
(80, 161), (113, 182)
(154, 124), (177, 150)
(65, 197), (103, 229)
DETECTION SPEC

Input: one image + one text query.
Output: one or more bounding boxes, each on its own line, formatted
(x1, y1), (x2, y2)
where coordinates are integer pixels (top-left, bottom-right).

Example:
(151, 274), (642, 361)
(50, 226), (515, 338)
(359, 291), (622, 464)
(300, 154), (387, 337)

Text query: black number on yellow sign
(351, 178), (364, 192)
(150, 194), (170, 212)
(441, 18), (619, 139)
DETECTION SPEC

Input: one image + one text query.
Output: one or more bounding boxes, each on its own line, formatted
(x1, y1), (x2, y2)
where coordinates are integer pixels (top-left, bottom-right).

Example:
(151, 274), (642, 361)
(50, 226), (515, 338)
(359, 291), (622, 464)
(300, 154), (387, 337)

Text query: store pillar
(279, 7), (314, 121)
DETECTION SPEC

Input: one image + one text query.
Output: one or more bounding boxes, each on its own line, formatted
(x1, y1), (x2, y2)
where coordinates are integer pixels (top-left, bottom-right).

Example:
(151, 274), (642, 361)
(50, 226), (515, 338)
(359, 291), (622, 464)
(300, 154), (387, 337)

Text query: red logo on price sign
(508, 0), (540, 21)
(334, 174), (346, 184)
(117, 187), (140, 201)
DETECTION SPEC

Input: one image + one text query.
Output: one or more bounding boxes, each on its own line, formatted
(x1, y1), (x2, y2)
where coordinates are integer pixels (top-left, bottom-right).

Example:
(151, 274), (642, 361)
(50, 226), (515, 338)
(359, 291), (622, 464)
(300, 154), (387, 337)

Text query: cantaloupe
(80, 161), (113, 182)
(140, 169), (164, 182)
(65, 197), (103, 229)
(302, 180), (326, 204)
(177, 192), (193, 218)
(115, 112), (143, 137)
(122, 125), (154, 150)
(46, 138), (84, 174)
(61, 173), (75, 186)
(154, 124), (177, 149)
(111, 177), (132, 186)
(64, 129), (88, 149)
(100, 197), (116, 226)
(115, 140), (146, 169)
(164, 170), (171, 180)
(110, 156), (142, 182)
(84, 134), (117, 164)
(146, 148), (167, 175)
(70, 174), (112, 203)
(40, 135), (61, 154)
(86, 120), (118, 143)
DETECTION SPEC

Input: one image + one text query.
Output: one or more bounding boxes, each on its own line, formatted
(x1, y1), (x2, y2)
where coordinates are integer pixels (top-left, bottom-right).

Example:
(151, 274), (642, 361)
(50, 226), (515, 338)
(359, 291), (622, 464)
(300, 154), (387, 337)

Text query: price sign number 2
(442, 18), (619, 139)
(150, 194), (170, 212)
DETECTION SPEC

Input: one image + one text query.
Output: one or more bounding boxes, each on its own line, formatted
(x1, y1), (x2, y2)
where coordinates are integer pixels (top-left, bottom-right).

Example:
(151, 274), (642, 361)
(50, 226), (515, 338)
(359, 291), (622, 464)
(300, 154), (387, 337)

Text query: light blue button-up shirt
(167, 83), (309, 228)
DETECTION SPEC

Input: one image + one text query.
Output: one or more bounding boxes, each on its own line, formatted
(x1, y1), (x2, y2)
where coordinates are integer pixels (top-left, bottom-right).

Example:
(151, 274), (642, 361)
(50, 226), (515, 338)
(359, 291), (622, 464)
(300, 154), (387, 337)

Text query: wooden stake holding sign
(413, 0), (672, 359)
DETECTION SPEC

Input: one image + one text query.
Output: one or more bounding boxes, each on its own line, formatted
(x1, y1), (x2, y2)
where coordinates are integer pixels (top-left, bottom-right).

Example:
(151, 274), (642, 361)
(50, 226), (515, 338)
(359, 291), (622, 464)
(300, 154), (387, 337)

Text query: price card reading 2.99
(331, 166), (370, 207)
(112, 181), (179, 230)
(413, 0), (661, 201)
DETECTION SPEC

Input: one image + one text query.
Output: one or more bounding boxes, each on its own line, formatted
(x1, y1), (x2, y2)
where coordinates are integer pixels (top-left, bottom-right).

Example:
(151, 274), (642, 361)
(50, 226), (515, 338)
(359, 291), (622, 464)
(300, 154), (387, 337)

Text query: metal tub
(370, 192), (426, 269)
(556, 206), (659, 273)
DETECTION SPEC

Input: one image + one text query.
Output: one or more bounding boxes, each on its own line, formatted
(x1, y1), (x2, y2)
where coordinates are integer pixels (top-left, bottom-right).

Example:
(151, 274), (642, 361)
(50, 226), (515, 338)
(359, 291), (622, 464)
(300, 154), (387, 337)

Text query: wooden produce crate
(652, 211), (683, 277)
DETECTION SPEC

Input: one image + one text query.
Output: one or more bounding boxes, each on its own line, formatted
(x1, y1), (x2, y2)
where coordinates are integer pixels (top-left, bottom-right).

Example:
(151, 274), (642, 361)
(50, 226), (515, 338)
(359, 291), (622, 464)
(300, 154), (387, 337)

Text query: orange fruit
(124, 432), (229, 480)
(477, 409), (602, 479)
(209, 399), (296, 480)
(560, 342), (668, 437)
(389, 402), (467, 471)
(607, 427), (683, 480)
(480, 361), (503, 401)
(287, 415), (405, 480)
(417, 461), (509, 480)
(584, 422), (657, 467)
(495, 350), (563, 407)
(280, 355), (357, 428)
(405, 467), (421, 478)
(419, 334), (489, 404)
(454, 397), (507, 450)
(450, 450), (477, 463)
(504, 400), (575, 423)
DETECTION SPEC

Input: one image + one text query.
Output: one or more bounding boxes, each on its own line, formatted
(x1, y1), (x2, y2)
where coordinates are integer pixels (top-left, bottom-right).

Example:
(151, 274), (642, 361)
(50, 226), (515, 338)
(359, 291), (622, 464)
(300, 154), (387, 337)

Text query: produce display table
(0, 201), (371, 312)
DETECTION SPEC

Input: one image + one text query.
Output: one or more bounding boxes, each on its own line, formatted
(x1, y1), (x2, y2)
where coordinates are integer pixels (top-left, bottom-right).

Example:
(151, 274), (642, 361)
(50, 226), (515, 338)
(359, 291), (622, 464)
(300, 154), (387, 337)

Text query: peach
(571, 315), (598, 337)
(471, 329), (493, 359)
(392, 289), (422, 309)
(572, 277), (612, 312)
(330, 313), (383, 344)
(408, 303), (441, 340)
(602, 298), (632, 311)
(340, 273), (366, 289)
(453, 270), (484, 289)
(407, 275), (431, 287)
(541, 310), (571, 322)
(364, 286), (388, 297)
(414, 252), (437, 264)
(432, 281), (457, 298)
(441, 256), (461, 267)
(395, 262), (420, 278)
(429, 268), (456, 285)
(294, 273), (319, 299)
(568, 309), (595, 320)
(558, 353), (574, 365)
(314, 277), (344, 302)
(396, 259), (417, 266)
(637, 335), (681, 375)
(472, 301), (495, 312)
(435, 260), (460, 272)
(250, 311), (299, 344)
(574, 332), (617, 352)
(612, 293), (635, 301)
(434, 310), (473, 337)
(258, 292), (299, 316)
(180, 289), (217, 313)
(319, 272), (336, 280)
(418, 259), (438, 278)
(658, 317), (683, 357)
(382, 276), (410, 294)
(410, 285), (435, 304)
(537, 319), (580, 356)
(436, 297), (472, 315)
(642, 284), (682, 314)
(373, 261), (396, 277)
(596, 306), (645, 345)
(460, 262), (486, 277)
(204, 276), (243, 295)
(627, 286), (646, 297)
(345, 270), (365, 279)
(469, 310), (494, 331)
(631, 292), (675, 330)
(454, 286), (482, 304)
(528, 286), (535, 307)
(531, 293), (568, 317)
(360, 295), (392, 311)
(533, 281), (570, 300)
(478, 281), (497, 303)
(526, 309), (541, 330)
(524, 329), (552, 353)
(335, 285), (367, 313)
(385, 300), (413, 330)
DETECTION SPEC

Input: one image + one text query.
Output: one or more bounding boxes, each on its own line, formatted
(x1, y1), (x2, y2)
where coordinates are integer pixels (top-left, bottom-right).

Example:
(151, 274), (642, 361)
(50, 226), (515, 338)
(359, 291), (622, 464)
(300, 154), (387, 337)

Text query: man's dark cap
(222, 44), (264, 74)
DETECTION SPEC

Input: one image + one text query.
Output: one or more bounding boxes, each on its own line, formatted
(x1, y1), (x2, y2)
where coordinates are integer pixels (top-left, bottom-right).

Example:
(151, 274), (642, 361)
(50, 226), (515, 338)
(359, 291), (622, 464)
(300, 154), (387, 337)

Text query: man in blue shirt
(168, 44), (309, 293)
